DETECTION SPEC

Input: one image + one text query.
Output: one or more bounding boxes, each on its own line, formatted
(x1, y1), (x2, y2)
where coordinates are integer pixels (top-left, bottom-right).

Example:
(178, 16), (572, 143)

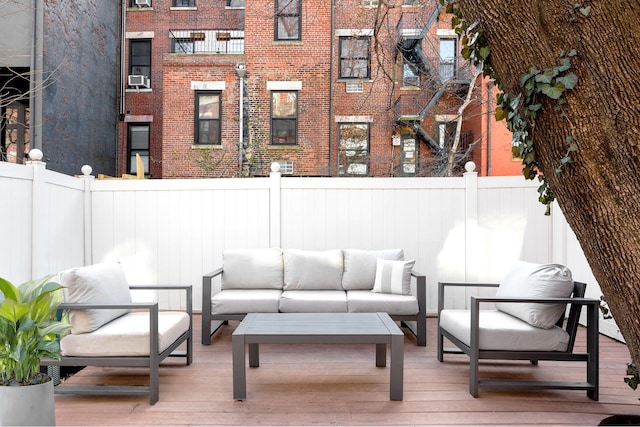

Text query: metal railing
(168, 30), (244, 54)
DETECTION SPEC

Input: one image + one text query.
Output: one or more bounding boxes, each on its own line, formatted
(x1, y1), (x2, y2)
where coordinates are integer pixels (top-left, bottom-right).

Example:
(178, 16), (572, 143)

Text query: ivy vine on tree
(441, 0), (581, 215)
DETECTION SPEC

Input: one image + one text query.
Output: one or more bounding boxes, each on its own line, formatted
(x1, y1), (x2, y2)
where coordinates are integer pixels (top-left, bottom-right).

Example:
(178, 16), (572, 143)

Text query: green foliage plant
(0, 276), (70, 386)
(441, 0), (580, 215)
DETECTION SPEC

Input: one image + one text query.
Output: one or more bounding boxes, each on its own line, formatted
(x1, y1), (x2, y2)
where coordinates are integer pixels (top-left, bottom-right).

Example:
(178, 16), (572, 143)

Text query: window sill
(337, 78), (373, 83)
(170, 7), (197, 10)
(268, 144), (298, 149)
(192, 144), (223, 149)
(125, 88), (153, 93)
(273, 40), (303, 46)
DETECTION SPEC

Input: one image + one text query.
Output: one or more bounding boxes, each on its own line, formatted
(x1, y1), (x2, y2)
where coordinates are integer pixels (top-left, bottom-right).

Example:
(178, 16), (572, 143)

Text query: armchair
(436, 262), (599, 400)
(41, 262), (192, 405)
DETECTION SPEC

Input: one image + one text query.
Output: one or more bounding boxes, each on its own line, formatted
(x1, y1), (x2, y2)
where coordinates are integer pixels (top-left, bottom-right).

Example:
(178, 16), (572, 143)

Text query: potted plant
(0, 275), (70, 426)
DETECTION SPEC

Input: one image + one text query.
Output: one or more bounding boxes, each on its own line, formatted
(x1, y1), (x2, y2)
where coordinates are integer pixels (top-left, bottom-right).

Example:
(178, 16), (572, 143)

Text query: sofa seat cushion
(60, 311), (190, 357)
(60, 262), (132, 334)
(439, 309), (570, 352)
(211, 289), (282, 315)
(283, 249), (344, 291)
(342, 249), (405, 290)
(347, 290), (418, 315)
(221, 248), (284, 290)
(279, 290), (347, 313)
(495, 261), (574, 329)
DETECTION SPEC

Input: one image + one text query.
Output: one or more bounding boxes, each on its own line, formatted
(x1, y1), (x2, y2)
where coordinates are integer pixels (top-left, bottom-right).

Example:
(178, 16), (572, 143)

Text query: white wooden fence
(0, 158), (622, 340)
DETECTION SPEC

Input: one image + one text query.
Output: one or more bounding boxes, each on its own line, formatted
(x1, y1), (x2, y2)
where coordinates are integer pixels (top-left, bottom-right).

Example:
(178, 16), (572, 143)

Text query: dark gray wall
(41, 0), (119, 176)
(0, 0), (33, 67)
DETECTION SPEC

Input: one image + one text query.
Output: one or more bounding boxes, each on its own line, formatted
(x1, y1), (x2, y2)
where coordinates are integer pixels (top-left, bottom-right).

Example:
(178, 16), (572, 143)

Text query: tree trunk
(454, 0), (640, 366)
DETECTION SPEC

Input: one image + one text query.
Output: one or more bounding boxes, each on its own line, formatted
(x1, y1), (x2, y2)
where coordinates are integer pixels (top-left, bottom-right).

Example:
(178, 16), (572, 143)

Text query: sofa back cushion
(342, 249), (405, 290)
(495, 261), (574, 329)
(283, 249), (344, 290)
(221, 248), (284, 290)
(61, 262), (132, 335)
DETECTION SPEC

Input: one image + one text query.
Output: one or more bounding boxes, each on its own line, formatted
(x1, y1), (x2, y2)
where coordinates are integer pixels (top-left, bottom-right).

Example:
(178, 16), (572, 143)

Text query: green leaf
(561, 156), (573, 164)
(541, 83), (565, 99)
(494, 106), (506, 121)
(0, 278), (20, 302)
(558, 72), (578, 90)
(580, 6), (591, 16)
(535, 68), (558, 84)
(528, 104), (542, 112)
(568, 142), (578, 152)
(479, 45), (490, 60)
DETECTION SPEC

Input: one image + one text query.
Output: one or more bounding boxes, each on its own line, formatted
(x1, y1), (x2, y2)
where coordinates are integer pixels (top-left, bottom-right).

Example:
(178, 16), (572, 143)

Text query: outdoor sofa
(202, 248), (426, 346)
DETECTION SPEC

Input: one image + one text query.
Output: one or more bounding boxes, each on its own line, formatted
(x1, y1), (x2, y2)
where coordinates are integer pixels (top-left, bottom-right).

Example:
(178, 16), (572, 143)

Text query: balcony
(169, 30), (244, 54)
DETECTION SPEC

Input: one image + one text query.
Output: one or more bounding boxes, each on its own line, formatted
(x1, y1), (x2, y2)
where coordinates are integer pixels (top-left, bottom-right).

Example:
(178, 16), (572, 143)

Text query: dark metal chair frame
(202, 268), (427, 346)
(437, 281), (599, 400)
(42, 284), (193, 405)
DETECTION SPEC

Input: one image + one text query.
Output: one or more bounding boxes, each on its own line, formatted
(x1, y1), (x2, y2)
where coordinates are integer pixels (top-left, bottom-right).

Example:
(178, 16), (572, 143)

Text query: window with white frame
(195, 92), (221, 145)
(275, 0), (301, 41)
(227, 0), (244, 6)
(339, 36), (371, 79)
(439, 38), (457, 82)
(128, 124), (150, 175)
(338, 123), (369, 176)
(438, 121), (456, 150)
(271, 91), (298, 145)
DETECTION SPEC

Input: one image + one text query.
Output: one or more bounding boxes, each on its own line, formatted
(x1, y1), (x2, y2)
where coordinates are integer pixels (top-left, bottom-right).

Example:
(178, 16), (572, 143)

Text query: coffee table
(232, 312), (404, 401)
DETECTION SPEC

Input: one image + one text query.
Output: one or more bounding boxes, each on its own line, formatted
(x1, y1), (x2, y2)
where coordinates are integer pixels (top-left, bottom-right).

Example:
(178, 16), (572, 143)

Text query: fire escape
(395, 5), (473, 159)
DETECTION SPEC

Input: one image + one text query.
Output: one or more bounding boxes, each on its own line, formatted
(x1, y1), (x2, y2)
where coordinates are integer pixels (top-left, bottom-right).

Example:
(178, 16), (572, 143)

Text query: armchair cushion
(221, 248), (284, 290)
(342, 249), (405, 290)
(495, 261), (574, 329)
(439, 309), (570, 351)
(283, 249), (344, 290)
(60, 262), (132, 334)
(371, 258), (415, 295)
(60, 311), (190, 357)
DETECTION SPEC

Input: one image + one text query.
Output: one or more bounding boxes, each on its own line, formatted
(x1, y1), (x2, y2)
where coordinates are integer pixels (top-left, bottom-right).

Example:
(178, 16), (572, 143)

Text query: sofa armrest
(128, 284), (192, 316)
(202, 268), (223, 344)
(411, 270), (427, 316)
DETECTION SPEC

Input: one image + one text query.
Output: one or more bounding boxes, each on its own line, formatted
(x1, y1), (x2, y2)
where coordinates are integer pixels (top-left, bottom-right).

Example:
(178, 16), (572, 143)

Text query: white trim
(266, 81), (302, 91)
(126, 31), (155, 39)
(335, 116), (373, 123)
(191, 81), (226, 91)
(436, 29), (456, 37)
(435, 114), (458, 122)
(335, 29), (374, 37)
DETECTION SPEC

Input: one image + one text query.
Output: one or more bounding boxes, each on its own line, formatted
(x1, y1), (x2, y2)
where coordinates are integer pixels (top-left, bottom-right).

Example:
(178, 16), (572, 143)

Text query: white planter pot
(0, 380), (55, 426)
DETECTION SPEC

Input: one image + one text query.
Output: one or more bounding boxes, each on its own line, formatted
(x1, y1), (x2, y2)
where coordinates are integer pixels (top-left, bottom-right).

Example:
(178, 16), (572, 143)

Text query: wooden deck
(54, 315), (639, 426)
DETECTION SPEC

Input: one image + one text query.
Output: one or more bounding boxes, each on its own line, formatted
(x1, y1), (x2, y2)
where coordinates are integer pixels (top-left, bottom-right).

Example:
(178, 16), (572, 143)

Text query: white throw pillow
(342, 249), (405, 290)
(221, 248), (284, 290)
(283, 249), (344, 290)
(495, 261), (574, 329)
(60, 262), (132, 334)
(371, 258), (415, 295)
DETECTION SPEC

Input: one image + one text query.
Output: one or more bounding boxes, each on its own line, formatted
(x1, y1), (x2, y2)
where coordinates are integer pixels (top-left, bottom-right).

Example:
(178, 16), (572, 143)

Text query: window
(271, 91), (298, 145)
(401, 136), (418, 176)
(227, 0), (244, 6)
(339, 36), (370, 79)
(361, 0), (379, 6)
(128, 124), (149, 175)
(173, 0), (195, 6)
(402, 59), (420, 87)
(338, 123), (369, 176)
(195, 92), (221, 145)
(129, 40), (151, 79)
(438, 121), (456, 150)
(171, 38), (194, 53)
(439, 38), (457, 82)
(275, 0), (301, 41)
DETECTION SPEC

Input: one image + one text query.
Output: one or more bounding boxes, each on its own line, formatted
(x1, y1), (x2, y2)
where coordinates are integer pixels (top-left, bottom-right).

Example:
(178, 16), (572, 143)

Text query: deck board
(53, 315), (640, 425)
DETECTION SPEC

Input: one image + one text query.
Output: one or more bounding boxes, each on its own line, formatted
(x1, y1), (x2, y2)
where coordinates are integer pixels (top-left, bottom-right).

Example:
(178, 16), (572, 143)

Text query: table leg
(249, 343), (260, 367)
(389, 334), (404, 401)
(232, 334), (247, 400)
(376, 343), (386, 367)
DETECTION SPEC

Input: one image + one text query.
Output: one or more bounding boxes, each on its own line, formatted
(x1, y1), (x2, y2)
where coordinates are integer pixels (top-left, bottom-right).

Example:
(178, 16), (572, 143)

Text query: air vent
(346, 81), (364, 93)
(276, 160), (294, 175)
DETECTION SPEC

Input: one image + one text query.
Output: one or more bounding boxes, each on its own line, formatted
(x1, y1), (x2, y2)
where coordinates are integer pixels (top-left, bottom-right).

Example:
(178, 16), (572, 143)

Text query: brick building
(121, 0), (520, 178)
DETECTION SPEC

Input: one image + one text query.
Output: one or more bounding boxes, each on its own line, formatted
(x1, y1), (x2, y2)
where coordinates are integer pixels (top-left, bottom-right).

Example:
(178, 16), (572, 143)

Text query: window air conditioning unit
(135, 0), (151, 7)
(128, 75), (150, 88)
